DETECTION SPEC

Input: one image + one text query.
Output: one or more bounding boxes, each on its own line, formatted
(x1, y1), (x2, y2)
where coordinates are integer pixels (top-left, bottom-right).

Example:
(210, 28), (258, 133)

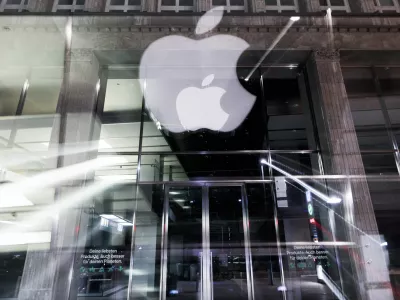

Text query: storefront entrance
(159, 183), (255, 300)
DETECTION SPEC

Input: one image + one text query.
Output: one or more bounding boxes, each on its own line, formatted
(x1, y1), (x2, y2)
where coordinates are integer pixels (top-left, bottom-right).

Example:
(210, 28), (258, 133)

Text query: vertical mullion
(0, 0), (6, 12)
(226, 0), (230, 12)
(394, 0), (400, 12)
(72, 0), (77, 11)
(375, 0), (383, 12)
(159, 185), (169, 300)
(344, 0), (350, 12)
(175, 0), (178, 13)
(52, 0), (58, 11)
(105, 0), (111, 11)
(241, 185), (255, 300)
(202, 186), (211, 300)
(125, 0), (129, 11)
(277, 0), (281, 12)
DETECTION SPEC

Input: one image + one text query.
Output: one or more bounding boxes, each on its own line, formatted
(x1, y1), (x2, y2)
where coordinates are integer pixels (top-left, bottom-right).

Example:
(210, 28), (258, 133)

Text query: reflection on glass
(209, 186), (248, 300)
(166, 186), (202, 299)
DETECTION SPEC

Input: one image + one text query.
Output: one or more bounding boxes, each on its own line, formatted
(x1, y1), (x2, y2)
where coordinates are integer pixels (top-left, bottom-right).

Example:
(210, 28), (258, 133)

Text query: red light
(310, 218), (315, 224)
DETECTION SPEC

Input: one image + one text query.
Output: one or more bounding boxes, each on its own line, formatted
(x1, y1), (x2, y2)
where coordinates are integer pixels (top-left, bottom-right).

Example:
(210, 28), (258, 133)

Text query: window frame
(265, 0), (299, 12)
(211, 0), (248, 12)
(105, 0), (141, 12)
(159, 0), (194, 12)
(320, 0), (351, 12)
(0, 0), (29, 12)
(374, 0), (400, 12)
(52, 0), (85, 12)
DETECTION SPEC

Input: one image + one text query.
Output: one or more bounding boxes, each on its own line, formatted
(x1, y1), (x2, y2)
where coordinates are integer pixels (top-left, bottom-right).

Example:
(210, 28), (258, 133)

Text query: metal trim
(262, 161), (287, 300)
(159, 185), (169, 300)
(97, 149), (319, 155)
(202, 186), (212, 300)
(242, 184), (255, 300)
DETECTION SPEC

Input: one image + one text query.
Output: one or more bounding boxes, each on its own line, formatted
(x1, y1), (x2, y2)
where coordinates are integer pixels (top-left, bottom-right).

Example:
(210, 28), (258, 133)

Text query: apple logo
(139, 6), (256, 133)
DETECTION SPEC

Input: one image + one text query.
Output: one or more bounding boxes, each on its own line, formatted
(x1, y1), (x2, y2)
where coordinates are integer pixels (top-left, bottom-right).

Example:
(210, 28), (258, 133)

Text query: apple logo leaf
(195, 6), (224, 35)
(202, 74), (214, 87)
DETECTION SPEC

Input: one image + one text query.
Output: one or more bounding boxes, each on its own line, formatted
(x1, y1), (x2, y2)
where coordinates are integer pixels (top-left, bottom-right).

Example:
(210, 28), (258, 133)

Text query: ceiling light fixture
(100, 214), (133, 226)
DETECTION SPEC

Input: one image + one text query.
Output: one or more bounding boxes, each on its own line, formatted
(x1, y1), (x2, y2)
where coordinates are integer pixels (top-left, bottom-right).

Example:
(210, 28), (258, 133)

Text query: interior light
(381, 242), (388, 247)
(174, 199), (186, 203)
(0, 185), (33, 208)
(329, 197), (342, 204)
(238, 199), (242, 202)
(100, 214), (132, 225)
(182, 206), (191, 209)
(310, 218), (316, 224)
(98, 140), (112, 149)
(290, 16), (300, 22)
(169, 191), (181, 195)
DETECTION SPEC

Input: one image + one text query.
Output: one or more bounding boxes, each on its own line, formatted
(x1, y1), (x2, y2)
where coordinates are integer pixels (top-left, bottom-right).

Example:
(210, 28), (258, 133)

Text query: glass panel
(246, 183), (280, 300)
(209, 186), (248, 300)
(380, 0), (395, 6)
(138, 153), (320, 182)
(281, 0), (295, 5)
(265, 0), (278, 5)
(73, 183), (137, 299)
(166, 186), (202, 298)
(111, 0), (125, 4)
(212, 0), (227, 6)
(330, 0), (345, 5)
(22, 68), (63, 115)
(230, 0), (244, 5)
(361, 153), (398, 175)
(130, 184), (164, 299)
(343, 67), (394, 150)
(103, 78), (142, 113)
(161, 0), (175, 5)
(59, 0), (74, 4)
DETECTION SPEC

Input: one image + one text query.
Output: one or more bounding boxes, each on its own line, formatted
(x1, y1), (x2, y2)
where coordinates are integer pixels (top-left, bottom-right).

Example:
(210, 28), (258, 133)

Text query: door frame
(159, 182), (255, 300)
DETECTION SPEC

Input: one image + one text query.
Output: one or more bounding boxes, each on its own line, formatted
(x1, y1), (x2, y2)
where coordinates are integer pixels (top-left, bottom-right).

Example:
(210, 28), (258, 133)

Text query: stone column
(17, 28), (102, 298)
(85, 0), (107, 12)
(307, 48), (393, 300)
(49, 47), (101, 300)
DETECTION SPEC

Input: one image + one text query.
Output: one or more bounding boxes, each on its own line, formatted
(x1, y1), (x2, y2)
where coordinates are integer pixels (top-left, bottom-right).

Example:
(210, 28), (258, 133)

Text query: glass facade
(1, 6), (400, 300)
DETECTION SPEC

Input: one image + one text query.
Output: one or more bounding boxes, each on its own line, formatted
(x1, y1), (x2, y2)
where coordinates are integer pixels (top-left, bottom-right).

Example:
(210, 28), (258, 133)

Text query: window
(52, 0), (85, 12)
(319, 0), (350, 12)
(106, 0), (141, 12)
(160, 0), (194, 12)
(265, 0), (299, 12)
(374, 0), (400, 12)
(0, 0), (29, 12)
(212, 0), (247, 12)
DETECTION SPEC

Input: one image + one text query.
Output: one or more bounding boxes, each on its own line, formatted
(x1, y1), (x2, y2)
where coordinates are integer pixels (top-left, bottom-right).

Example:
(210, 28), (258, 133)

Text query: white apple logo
(176, 74), (228, 131)
(139, 6), (256, 133)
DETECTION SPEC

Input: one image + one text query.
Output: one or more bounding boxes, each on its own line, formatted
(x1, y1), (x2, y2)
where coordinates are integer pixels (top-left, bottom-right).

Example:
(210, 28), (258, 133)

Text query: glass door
(160, 184), (254, 300)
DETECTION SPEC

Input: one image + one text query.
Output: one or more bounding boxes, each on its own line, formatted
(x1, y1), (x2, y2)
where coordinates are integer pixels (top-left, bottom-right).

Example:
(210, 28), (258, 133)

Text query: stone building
(0, 0), (400, 300)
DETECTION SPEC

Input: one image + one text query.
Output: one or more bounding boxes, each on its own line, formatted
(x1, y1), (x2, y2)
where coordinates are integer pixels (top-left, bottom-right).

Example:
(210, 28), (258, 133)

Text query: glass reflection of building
(0, 1), (400, 300)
